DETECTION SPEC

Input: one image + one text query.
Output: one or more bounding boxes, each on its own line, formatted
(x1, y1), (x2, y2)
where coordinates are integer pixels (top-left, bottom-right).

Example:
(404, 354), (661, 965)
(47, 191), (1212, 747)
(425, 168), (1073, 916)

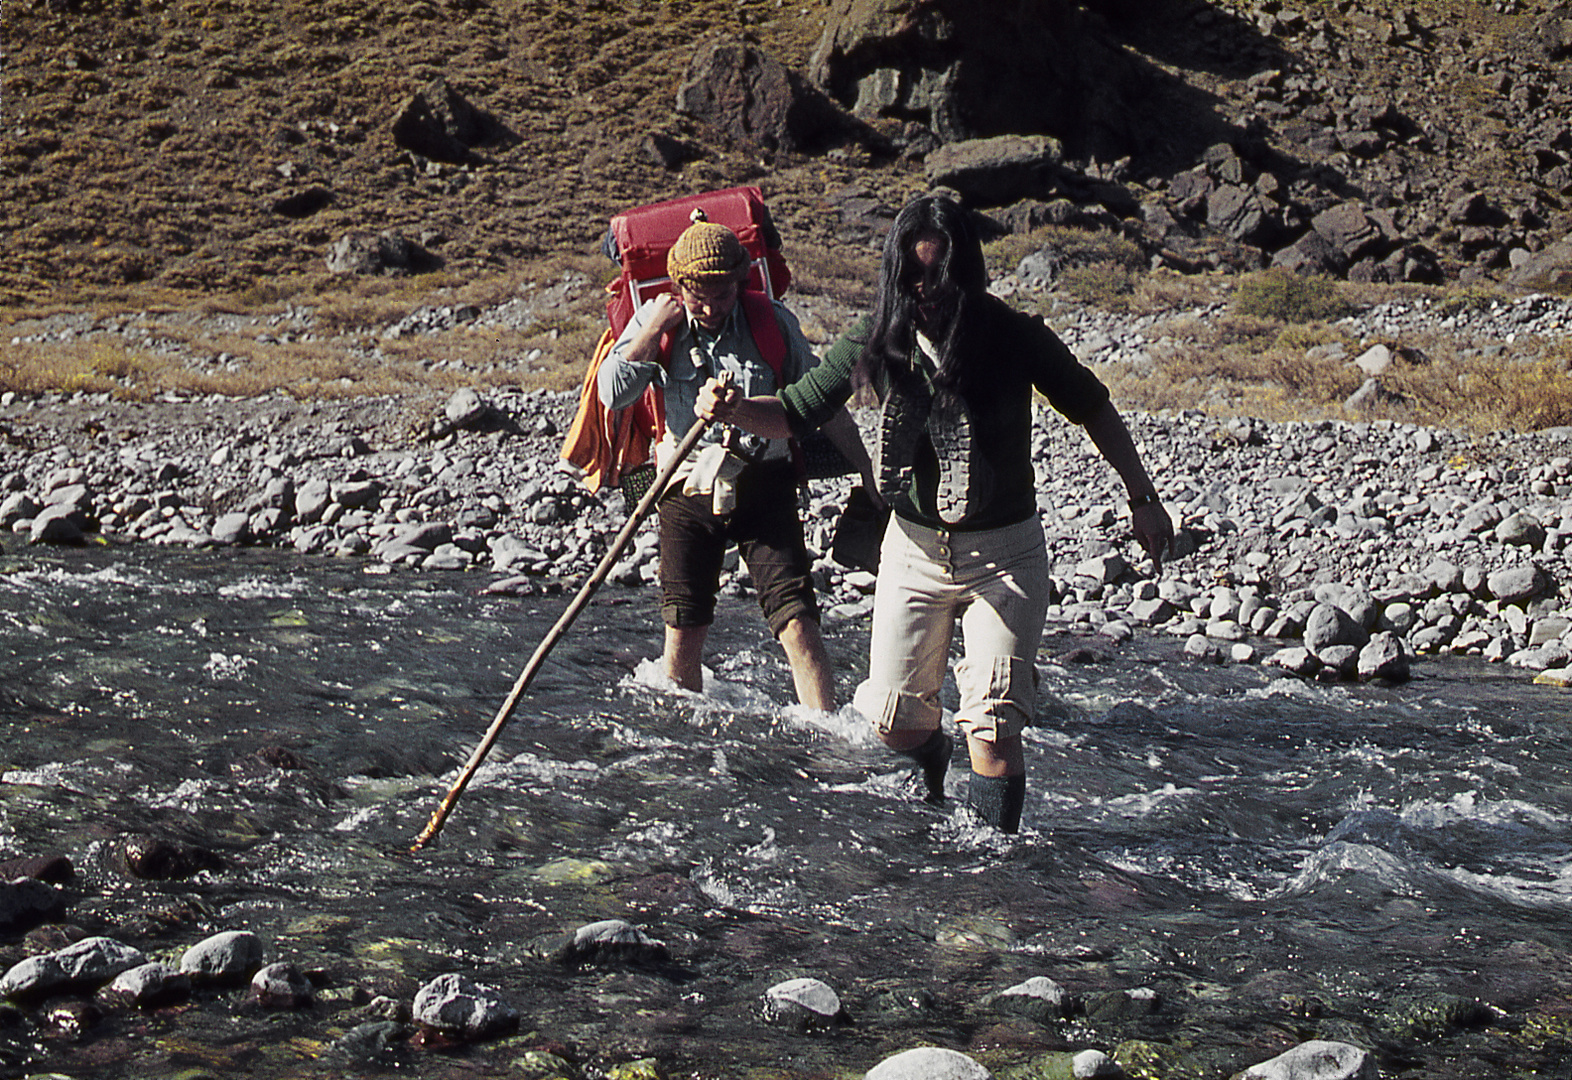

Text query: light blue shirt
(597, 295), (816, 463)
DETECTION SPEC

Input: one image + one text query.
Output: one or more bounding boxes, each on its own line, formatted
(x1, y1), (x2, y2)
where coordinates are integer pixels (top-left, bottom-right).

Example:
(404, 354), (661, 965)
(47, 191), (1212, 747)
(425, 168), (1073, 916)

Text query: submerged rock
(1381, 992), (1496, 1041)
(543, 918), (670, 966)
(761, 976), (845, 1031)
(411, 972), (519, 1041)
(1237, 1039), (1378, 1080)
(1084, 986), (1161, 1021)
(40, 996), (100, 1034)
(333, 1019), (412, 1062)
(509, 1049), (584, 1077)
(22, 924), (86, 955)
(118, 834), (225, 880)
(0, 853), (73, 884)
(180, 929), (265, 985)
(866, 1046), (992, 1080)
(1, 936), (147, 1000)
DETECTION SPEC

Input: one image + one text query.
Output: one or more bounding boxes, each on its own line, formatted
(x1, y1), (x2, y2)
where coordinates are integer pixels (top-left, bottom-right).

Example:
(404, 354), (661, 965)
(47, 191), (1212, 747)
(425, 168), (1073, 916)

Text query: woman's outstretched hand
(1132, 502), (1175, 572)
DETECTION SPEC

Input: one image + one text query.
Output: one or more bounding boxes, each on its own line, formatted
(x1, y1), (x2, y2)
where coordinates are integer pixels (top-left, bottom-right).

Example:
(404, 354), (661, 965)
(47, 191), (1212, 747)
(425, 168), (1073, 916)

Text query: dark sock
(899, 729), (952, 804)
(967, 773), (1026, 833)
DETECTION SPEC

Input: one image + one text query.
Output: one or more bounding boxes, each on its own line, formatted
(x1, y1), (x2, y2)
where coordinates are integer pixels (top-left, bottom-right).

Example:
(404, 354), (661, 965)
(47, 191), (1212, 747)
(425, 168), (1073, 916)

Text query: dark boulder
(641, 132), (701, 170)
(1310, 202), (1390, 264)
(1168, 168), (1216, 218)
(676, 38), (857, 155)
(0, 853), (73, 885)
(923, 134), (1064, 205)
(1506, 232), (1572, 291)
(0, 878), (65, 935)
(271, 187), (334, 219)
(1206, 184), (1284, 247)
(1448, 191), (1509, 227)
(326, 231), (440, 276)
(1271, 230), (1347, 276)
(391, 78), (513, 164)
(117, 835), (224, 880)
(810, 0), (1153, 160)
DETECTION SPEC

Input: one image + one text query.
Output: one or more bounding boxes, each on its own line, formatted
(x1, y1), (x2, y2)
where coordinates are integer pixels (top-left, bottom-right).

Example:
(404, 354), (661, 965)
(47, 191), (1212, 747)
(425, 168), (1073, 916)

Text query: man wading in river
(597, 218), (875, 710)
(700, 194), (1173, 832)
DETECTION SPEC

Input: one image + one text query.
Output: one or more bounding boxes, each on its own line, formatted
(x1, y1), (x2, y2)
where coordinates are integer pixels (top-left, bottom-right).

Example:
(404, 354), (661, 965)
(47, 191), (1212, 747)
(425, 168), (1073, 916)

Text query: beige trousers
(853, 513), (1048, 744)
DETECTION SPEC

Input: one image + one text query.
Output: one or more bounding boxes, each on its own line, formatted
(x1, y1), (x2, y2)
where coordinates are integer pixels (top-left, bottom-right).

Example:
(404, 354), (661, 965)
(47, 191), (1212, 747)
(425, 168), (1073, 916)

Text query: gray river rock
(1, 936), (146, 1000)
(103, 962), (190, 1009)
(179, 928), (264, 985)
(411, 972), (519, 1041)
(763, 975), (846, 1032)
(866, 1045), (993, 1079)
(250, 961), (315, 1009)
(988, 975), (1072, 1024)
(1238, 1040), (1378, 1080)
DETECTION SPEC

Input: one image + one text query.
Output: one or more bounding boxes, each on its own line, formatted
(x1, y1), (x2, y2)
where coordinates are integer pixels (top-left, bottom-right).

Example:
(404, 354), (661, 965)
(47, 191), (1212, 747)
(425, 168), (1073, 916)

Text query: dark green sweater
(781, 296), (1111, 531)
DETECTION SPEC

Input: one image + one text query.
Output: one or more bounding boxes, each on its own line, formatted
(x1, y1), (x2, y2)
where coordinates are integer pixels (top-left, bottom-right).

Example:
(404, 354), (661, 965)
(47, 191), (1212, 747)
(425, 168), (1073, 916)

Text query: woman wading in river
(699, 194), (1173, 833)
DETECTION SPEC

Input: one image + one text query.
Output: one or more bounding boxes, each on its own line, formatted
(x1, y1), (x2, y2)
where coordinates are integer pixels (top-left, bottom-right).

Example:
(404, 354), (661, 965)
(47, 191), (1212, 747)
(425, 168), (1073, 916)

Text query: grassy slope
(4, 0), (1571, 434)
(1, 0), (852, 299)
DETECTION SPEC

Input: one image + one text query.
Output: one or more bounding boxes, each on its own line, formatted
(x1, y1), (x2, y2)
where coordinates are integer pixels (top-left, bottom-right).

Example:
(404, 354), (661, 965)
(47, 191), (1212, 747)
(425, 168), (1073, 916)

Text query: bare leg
(882, 729), (931, 752)
(965, 731), (1025, 778)
(663, 624), (708, 692)
(777, 615), (835, 711)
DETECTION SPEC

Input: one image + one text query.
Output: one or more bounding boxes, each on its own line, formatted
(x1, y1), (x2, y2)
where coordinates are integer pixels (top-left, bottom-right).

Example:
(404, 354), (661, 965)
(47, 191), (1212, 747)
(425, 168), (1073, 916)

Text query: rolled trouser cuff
(853, 680), (942, 737)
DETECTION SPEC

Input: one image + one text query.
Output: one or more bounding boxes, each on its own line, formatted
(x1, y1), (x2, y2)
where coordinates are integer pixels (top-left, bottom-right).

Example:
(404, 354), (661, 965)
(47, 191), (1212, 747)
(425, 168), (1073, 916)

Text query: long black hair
(856, 194), (990, 414)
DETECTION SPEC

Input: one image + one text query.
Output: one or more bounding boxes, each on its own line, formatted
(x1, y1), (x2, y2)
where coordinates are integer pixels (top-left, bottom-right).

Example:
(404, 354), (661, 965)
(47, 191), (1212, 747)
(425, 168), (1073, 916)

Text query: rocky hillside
(4, 0), (1572, 306)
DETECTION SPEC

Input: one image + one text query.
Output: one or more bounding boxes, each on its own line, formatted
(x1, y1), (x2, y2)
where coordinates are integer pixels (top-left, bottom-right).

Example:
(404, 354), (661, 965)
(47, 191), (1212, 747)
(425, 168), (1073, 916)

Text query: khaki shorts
(853, 513), (1048, 743)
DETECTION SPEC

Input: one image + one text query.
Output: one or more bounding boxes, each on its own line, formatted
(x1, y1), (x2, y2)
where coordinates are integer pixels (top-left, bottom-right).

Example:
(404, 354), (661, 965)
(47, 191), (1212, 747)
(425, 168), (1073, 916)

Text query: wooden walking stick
(411, 376), (731, 852)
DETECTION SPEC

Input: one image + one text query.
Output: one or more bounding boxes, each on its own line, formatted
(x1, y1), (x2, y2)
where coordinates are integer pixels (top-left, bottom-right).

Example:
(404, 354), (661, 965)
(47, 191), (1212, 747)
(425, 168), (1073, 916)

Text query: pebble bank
(7, 288), (1572, 691)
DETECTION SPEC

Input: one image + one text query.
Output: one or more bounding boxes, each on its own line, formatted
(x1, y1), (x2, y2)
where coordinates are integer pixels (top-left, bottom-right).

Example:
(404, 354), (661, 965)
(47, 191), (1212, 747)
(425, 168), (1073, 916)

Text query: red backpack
(561, 187), (793, 497)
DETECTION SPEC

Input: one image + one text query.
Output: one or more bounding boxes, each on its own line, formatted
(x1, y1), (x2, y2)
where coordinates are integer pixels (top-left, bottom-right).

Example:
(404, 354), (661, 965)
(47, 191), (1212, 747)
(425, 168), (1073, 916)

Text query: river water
(2, 542), (1570, 1078)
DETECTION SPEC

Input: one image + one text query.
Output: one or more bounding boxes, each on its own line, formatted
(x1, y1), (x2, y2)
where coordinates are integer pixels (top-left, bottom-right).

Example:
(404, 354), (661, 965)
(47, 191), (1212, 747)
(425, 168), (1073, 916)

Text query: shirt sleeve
(778, 315), (868, 435)
(597, 299), (667, 410)
(1022, 311), (1110, 426)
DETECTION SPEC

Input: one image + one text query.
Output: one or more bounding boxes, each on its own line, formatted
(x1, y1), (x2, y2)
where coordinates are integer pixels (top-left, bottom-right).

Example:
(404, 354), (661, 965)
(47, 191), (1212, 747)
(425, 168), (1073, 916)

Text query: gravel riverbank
(6, 289), (1572, 689)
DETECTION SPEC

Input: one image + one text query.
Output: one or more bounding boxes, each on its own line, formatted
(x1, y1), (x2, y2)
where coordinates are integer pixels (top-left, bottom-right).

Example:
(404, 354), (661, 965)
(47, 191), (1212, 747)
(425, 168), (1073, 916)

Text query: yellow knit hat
(668, 211), (750, 285)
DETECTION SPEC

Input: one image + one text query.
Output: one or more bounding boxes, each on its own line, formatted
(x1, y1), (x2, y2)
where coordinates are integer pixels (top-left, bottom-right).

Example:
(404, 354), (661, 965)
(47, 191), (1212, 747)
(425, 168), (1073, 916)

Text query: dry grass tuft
(984, 224), (1146, 282)
(786, 242), (879, 309)
(1230, 268), (1350, 323)
(10, 250), (1572, 438)
(1097, 273), (1572, 434)
(1101, 319), (1366, 425)
(0, 259), (620, 402)
(1383, 343), (1572, 432)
